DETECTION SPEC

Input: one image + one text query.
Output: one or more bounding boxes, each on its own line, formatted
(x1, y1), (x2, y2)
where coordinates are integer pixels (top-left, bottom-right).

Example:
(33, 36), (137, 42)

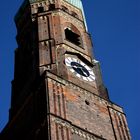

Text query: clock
(65, 57), (95, 81)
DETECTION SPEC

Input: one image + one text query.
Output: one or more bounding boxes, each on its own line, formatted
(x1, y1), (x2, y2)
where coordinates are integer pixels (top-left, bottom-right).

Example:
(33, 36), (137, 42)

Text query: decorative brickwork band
(108, 107), (131, 140)
(51, 116), (106, 140)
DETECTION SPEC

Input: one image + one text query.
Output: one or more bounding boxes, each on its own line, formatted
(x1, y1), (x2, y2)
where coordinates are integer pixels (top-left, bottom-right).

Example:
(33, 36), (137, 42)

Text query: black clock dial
(71, 62), (90, 77)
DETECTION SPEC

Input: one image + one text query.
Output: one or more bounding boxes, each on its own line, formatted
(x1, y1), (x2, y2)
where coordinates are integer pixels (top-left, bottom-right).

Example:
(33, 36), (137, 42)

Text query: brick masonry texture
(46, 71), (131, 140)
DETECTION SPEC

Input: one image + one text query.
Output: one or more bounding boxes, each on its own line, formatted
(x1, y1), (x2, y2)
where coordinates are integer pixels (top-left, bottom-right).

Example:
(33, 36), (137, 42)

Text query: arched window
(65, 28), (82, 47)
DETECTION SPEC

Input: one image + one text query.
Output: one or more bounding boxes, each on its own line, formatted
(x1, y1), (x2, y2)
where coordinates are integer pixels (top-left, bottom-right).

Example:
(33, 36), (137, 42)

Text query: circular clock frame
(65, 57), (95, 82)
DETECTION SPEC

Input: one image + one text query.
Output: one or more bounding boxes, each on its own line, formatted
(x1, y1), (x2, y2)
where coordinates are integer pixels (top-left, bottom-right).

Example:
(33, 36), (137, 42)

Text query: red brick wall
(46, 72), (131, 140)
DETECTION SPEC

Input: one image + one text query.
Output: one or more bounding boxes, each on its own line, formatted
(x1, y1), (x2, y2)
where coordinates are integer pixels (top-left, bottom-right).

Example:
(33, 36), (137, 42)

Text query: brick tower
(0, 0), (131, 140)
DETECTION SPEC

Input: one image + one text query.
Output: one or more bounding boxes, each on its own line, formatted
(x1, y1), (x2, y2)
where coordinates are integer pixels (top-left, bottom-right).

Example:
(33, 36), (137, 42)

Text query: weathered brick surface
(46, 72), (131, 140)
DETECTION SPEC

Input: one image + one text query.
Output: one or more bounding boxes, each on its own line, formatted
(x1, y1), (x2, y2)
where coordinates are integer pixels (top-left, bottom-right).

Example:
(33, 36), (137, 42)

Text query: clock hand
(82, 71), (88, 77)
(71, 65), (83, 70)
(76, 66), (88, 77)
(71, 63), (89, 77)
(71, 65), (84, 74)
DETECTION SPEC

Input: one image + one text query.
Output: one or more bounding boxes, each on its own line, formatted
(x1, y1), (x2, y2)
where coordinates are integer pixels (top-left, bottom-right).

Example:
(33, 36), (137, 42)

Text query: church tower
(0, 0), (131, 140)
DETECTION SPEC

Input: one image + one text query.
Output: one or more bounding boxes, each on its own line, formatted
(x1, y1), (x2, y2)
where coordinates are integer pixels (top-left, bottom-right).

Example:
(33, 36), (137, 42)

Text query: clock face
(65, 57), (95, 81)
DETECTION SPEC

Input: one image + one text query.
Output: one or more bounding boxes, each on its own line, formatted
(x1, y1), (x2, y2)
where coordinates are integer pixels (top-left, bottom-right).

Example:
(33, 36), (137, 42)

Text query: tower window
(65, 28), (82, 47)
(38, 7), (44, 13)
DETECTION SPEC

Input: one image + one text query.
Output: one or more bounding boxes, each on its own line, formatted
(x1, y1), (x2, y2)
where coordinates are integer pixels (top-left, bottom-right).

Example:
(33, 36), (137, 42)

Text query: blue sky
(0, 0), (140, 139)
